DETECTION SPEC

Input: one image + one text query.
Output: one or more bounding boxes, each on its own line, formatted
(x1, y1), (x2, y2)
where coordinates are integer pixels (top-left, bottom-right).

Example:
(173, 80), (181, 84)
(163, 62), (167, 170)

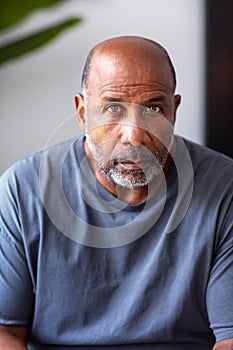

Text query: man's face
(80, 46), (180, 189)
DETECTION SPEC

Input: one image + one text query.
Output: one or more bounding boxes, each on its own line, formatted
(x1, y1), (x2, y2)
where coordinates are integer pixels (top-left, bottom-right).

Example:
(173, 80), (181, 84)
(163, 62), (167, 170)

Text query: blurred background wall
(0, 0), (205, 174)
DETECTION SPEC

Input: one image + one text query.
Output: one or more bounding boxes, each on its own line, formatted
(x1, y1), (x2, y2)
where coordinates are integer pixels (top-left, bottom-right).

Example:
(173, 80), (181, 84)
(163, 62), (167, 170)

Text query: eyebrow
(144, 97), (166, 103)
(102, 96), (166, 104)
(102, 97), (124, 102)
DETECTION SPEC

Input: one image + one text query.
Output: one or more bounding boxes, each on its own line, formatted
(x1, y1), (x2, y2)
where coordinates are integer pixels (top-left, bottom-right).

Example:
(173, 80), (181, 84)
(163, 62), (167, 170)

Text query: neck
(83, 139), (175, 205)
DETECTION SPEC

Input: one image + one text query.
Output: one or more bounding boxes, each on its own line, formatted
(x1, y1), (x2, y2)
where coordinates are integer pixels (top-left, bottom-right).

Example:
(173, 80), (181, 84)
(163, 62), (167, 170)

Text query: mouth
(115, 159), (151, 171)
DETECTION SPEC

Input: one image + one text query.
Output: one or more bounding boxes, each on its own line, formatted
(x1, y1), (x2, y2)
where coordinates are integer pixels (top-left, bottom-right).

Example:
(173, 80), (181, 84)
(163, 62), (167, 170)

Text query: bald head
(81, 36), (177, 93)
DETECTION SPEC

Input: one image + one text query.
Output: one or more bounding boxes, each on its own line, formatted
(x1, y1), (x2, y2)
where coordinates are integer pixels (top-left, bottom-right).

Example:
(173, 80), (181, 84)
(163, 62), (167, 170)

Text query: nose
(120, 114), (150, 147)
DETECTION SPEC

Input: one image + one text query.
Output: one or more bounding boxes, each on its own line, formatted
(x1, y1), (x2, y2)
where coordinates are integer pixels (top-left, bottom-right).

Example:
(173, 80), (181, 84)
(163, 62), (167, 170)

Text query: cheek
(88, 126), (106, 145)
(88, 123), (120, 144)
(149, 120), (174, 152)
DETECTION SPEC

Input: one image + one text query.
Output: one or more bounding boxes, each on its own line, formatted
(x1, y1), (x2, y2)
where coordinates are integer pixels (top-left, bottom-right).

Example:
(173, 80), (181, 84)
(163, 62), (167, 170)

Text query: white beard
(85, 132), (173, 188)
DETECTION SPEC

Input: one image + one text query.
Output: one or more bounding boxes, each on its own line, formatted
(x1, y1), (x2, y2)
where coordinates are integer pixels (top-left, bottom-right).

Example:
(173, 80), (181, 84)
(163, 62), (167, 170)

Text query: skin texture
(0, 325), (28, 349)
(212, 339), (233, 350)
(75, 36), (181, 205)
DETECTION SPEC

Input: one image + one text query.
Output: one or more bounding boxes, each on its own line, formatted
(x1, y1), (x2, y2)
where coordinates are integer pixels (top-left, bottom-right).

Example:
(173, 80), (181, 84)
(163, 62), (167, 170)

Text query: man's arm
(0, 325), (28, 350)
(213, 338), (233, 349)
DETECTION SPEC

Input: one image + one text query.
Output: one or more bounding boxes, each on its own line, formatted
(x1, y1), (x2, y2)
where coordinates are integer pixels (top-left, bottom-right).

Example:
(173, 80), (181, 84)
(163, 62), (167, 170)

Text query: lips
(116, 159), (151, 170)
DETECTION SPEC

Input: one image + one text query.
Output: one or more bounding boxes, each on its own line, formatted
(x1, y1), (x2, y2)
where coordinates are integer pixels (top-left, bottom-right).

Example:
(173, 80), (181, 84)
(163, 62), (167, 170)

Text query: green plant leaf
(0, 0), (65, 30)
(0, 18), (82, 65)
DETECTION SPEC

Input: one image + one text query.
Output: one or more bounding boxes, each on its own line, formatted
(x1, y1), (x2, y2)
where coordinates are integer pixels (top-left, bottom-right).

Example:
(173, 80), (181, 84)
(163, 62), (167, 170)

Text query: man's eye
(144, 105), (162, 115)
(105, 104), (123, 113)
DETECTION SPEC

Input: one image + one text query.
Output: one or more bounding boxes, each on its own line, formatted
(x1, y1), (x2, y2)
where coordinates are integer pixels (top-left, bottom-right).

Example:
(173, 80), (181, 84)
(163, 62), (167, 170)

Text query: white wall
(0, 0), (205, 174)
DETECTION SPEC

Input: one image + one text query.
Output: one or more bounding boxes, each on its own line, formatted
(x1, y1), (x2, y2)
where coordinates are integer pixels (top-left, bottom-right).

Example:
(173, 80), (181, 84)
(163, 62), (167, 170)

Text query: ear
(74, 93), (86, 132)
(173, 94), (181, 123)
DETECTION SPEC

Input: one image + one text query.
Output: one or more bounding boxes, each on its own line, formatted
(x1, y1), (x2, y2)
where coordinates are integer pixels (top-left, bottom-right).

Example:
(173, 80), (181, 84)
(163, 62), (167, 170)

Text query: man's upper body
(0, 36), (233, 349)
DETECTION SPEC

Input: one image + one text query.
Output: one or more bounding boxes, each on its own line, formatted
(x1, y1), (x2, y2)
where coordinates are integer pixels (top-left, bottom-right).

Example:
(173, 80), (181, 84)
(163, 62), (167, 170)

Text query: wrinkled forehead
(86, 48), (173, 97)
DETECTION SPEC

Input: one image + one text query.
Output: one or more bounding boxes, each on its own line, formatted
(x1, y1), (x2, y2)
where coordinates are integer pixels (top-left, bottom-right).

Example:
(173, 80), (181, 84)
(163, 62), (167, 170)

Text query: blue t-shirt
(0, 135), (233, 349)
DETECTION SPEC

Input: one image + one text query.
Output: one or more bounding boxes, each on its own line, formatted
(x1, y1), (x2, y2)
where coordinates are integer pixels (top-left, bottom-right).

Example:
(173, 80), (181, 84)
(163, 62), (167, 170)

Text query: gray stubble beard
(85, 132), (173, 189)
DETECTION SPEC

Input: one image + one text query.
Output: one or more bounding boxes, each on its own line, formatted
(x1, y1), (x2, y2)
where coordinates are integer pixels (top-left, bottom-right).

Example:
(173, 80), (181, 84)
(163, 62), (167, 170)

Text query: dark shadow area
(206, 0), (233, 158)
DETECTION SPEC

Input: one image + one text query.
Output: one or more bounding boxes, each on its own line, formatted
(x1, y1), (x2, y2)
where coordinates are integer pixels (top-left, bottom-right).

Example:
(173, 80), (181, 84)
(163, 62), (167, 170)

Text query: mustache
(109, 145), (162, 163)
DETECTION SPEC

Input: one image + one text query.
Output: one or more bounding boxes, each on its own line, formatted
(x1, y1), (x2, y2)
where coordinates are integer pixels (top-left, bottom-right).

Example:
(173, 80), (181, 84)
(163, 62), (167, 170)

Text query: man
(0, 36), (232, 349)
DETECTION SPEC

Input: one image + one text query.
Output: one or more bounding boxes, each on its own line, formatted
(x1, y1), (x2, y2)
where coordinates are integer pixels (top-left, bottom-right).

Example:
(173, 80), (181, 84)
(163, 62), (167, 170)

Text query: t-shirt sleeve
(0, 168), (34, 326)
(206, 183), (233, 342)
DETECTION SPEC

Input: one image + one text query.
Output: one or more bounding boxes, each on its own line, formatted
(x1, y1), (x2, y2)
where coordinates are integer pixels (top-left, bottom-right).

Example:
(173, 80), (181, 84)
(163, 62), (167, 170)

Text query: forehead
(87, 45), (174, 101)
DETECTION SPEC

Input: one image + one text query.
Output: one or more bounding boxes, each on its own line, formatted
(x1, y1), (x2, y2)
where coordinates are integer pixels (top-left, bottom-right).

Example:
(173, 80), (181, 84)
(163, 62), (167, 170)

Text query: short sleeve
(206, 183), (233, 341)
(0, 168), (34, 326)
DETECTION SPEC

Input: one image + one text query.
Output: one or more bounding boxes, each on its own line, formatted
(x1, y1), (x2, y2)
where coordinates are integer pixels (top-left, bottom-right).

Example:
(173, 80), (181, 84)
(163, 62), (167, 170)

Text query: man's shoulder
(179, 136), (233, 169)
(177, 136), (233, 191)
(0, 136), (83, 186)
